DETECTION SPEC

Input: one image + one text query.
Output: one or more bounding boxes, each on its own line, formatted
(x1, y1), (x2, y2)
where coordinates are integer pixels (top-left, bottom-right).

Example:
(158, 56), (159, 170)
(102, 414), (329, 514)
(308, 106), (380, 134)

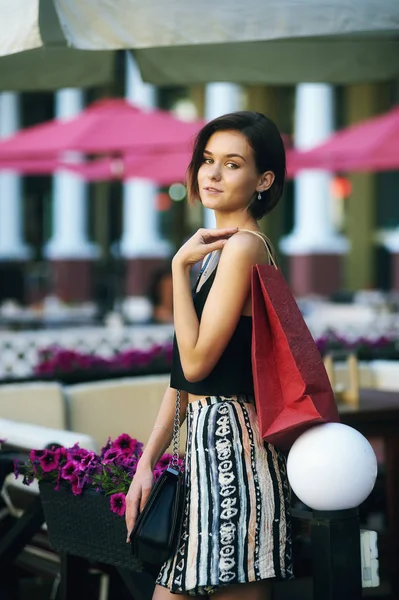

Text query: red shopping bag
(251, 264), (340, 451)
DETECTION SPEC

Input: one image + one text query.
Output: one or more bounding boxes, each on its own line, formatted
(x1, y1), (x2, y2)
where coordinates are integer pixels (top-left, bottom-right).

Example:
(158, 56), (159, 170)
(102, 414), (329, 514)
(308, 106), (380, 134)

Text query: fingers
(206, 239), (229, 253)
(125, 492), (140, 542)
(200, 227), (238, 242)
(139, 485), (152, 512)
(125, 481), (154, 542)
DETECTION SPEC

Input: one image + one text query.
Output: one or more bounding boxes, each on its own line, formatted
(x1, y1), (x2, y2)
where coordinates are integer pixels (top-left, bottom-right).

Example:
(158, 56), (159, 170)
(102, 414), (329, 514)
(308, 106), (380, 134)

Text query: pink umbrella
(0, 98), (205, 158)
(0, 157), (68, 175)
(289, 105), (399, 173)
(73, 150), (191, 184)
(0, 150), (191, 184)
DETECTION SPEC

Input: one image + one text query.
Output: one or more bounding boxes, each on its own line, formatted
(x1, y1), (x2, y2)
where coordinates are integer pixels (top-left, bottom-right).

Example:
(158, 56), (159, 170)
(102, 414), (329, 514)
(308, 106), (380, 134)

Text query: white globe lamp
(287, 423), (378, 511)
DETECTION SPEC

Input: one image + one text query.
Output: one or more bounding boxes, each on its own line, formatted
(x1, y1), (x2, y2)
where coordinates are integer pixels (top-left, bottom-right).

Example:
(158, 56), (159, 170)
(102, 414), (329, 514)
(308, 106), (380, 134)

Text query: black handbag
(130, 390), (185, 565)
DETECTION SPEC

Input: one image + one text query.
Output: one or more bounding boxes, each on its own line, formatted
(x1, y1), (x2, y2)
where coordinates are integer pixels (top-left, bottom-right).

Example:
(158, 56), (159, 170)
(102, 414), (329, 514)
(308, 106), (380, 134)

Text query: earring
(257, 191), (262, 200)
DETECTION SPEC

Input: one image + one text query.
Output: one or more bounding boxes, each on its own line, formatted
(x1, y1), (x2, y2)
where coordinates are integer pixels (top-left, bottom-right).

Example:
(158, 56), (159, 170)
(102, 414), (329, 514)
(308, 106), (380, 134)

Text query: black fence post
(311, 507), (362, 600)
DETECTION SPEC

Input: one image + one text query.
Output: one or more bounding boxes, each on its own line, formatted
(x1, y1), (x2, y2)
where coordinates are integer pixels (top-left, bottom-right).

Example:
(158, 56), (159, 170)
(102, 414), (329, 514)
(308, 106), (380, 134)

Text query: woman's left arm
(172, 231), (260, 382)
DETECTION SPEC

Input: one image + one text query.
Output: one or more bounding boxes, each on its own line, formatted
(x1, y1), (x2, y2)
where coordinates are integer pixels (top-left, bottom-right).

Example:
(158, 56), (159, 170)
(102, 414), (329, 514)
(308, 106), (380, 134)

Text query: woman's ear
(258, 170), (275, 193)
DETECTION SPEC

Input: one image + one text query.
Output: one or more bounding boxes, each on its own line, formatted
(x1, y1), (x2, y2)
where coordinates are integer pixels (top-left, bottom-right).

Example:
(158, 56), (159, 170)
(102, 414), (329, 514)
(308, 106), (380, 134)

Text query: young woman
(125, 111), (293, 599)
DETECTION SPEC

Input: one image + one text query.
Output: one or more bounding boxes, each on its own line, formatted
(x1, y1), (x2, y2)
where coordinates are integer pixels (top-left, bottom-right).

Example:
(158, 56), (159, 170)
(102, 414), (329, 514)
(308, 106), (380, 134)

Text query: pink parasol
(0, 157), (69, 175)
(0, 151), (191, 184)
(289, 105), (399, 173)
(72, 150), (191, 184)
(0, 98), (204, 158)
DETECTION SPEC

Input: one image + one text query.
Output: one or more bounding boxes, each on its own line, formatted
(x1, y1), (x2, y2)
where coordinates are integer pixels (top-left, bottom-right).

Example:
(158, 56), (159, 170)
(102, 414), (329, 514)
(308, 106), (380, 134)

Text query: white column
(280, 84), (348, 255)
(45, 89), (98, 260)
(0, 92), (31, 260)
(203, 83), (244, 229)
(119, 53), (170, 258)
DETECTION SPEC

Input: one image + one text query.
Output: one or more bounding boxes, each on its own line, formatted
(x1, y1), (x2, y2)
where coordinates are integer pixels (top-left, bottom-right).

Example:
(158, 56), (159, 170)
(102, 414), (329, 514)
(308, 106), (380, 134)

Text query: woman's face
(197, 130), (266, 214)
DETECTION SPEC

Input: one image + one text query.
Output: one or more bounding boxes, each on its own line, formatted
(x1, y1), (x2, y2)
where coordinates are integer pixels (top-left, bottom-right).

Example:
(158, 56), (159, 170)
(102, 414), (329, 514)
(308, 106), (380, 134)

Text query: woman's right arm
(125, 385), (187, 540)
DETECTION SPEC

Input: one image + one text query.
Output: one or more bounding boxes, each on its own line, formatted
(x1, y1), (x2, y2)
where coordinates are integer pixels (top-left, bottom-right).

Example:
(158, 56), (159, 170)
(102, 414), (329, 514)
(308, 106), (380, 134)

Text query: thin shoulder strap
(238, 229), (278, 268)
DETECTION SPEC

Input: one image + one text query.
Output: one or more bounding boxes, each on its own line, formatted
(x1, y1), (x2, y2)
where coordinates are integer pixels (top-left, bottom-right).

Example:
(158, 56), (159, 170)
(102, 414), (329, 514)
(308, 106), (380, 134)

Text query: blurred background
(1, 1), (399, 598)
(0, 2), (398, 362)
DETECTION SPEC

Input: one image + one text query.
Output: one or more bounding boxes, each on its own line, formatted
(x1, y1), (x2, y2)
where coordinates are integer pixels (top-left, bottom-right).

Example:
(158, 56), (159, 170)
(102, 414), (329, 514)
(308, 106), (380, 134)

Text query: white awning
(54, 0), (399, 50)
(0, 0), (114, 90)
(1, 0), (398, 89)
(53, 0), (399, 83)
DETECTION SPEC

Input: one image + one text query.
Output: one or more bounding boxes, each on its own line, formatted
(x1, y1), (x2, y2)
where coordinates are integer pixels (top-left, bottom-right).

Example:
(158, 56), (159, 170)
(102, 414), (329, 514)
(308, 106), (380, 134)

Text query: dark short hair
(187, 111), (286, 220)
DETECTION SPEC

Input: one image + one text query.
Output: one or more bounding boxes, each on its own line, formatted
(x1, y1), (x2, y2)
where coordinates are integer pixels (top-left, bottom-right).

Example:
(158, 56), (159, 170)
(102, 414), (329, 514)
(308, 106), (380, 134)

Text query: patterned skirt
(156, 395), (293, 595)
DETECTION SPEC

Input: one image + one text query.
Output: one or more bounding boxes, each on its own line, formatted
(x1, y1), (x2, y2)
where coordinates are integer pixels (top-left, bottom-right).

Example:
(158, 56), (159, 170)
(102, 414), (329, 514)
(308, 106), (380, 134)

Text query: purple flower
(153, 453), (173, 480)
(112, 434), (142, 456)
(13, 458), (19, 479)
(34, 347), (110, 375)
(61, 460), (79, 482)
(76, 469), (89, 489)
(67, 444), (89, 463)
(39, 450), (60, 473)
(153, 454), (184, 480)
(29, 449), (46, 462)
(55, 447), (68, 460)
(121, 455), (138, 469)
(102, 448), (124, 464)
(70, 476), (83, 496)
(100, 437), (112, 458)
(120, 457), (138, 478)
(80, 452), (99, 470)
(110, 493), (126, 516)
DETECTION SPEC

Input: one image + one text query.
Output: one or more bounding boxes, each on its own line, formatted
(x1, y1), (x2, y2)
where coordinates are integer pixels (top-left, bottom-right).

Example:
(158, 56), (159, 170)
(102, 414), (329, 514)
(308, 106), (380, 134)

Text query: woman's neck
(214, 212), (259, 231)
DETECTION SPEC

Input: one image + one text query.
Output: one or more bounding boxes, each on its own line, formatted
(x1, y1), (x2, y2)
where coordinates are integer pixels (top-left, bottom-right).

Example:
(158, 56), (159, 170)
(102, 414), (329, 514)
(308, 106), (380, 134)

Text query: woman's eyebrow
(203, 149), (246, 162)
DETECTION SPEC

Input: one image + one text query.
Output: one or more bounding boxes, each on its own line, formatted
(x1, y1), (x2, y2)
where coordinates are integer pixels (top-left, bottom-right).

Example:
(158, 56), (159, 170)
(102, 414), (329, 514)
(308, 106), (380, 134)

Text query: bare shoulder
(219, 230), (267, 267)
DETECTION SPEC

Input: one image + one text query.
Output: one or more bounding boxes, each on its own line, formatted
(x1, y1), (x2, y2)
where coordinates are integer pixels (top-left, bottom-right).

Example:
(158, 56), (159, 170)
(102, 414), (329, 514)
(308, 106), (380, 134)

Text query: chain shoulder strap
(171, 389), (182, 470)
(237, 229), (278, 269)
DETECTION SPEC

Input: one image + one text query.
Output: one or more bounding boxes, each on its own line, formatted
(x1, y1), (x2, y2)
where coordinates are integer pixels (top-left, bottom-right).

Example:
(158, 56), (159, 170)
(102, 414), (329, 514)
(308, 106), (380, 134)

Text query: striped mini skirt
(156, 395), (293, 595)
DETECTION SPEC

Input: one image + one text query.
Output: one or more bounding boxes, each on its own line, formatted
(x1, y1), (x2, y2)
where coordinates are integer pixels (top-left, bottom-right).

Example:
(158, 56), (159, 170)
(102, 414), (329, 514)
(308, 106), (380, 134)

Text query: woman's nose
(209, 164), (222, 180)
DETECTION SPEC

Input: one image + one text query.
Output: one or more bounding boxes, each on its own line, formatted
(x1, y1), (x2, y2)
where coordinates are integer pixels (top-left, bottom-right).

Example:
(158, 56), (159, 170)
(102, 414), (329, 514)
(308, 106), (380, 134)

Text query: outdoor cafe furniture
(64, 374), (185, 452)
(0, 381), (66, 429)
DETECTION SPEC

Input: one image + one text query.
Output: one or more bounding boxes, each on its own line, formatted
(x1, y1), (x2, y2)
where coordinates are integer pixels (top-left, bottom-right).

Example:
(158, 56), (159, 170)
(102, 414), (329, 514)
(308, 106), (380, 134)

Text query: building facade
(0, 53), (398, 309)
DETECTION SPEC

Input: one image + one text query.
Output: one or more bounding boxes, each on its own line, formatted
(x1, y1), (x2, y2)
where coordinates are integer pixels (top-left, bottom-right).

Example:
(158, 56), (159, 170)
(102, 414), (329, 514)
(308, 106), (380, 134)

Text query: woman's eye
(226, 162), (238, 169)
(203, 157), (213, 164)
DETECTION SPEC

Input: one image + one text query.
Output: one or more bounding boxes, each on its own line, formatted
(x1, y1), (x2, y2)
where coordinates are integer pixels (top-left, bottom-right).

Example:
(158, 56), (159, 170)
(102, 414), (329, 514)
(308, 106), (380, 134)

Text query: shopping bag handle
(238, 229), (278, 269)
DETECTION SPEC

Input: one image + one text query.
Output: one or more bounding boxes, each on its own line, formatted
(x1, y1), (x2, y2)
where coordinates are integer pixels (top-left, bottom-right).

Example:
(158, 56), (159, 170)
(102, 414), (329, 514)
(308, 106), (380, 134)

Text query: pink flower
(39, 450), (60, 473)
(55, 447), (68, 459)
(61, 460), (79, 482)
(110, 493), (126, 516)
(29, 449), (46, 462)
(67, 444), (89, 463)
(112, 434), (142, 456)
(80, 452), (99, 470)
(70, 476), (83, 496)
(102, 448), (124, 464)
(100, 437), (112, 457)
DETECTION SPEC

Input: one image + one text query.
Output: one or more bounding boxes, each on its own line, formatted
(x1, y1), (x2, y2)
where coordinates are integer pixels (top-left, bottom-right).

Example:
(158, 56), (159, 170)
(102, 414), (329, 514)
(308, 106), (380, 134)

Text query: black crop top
(170, 266), (254, 395)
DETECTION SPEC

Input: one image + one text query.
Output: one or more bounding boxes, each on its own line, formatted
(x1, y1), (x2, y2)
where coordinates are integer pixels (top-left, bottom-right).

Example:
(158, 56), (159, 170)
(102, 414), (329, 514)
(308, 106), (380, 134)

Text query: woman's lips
(204, 187), (222, 193)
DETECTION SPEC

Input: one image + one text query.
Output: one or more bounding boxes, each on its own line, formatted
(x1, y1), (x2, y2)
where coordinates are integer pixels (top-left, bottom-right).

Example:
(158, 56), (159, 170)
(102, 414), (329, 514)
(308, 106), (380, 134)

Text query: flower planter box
(36, 363), (171, 385)
(39, 481), (141, 571)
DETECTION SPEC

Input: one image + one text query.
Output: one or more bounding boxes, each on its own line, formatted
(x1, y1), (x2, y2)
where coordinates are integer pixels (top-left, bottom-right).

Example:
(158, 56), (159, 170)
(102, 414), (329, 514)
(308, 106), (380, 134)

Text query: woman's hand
(125, 464), (154, 542)
(173, 227), (238, 269)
